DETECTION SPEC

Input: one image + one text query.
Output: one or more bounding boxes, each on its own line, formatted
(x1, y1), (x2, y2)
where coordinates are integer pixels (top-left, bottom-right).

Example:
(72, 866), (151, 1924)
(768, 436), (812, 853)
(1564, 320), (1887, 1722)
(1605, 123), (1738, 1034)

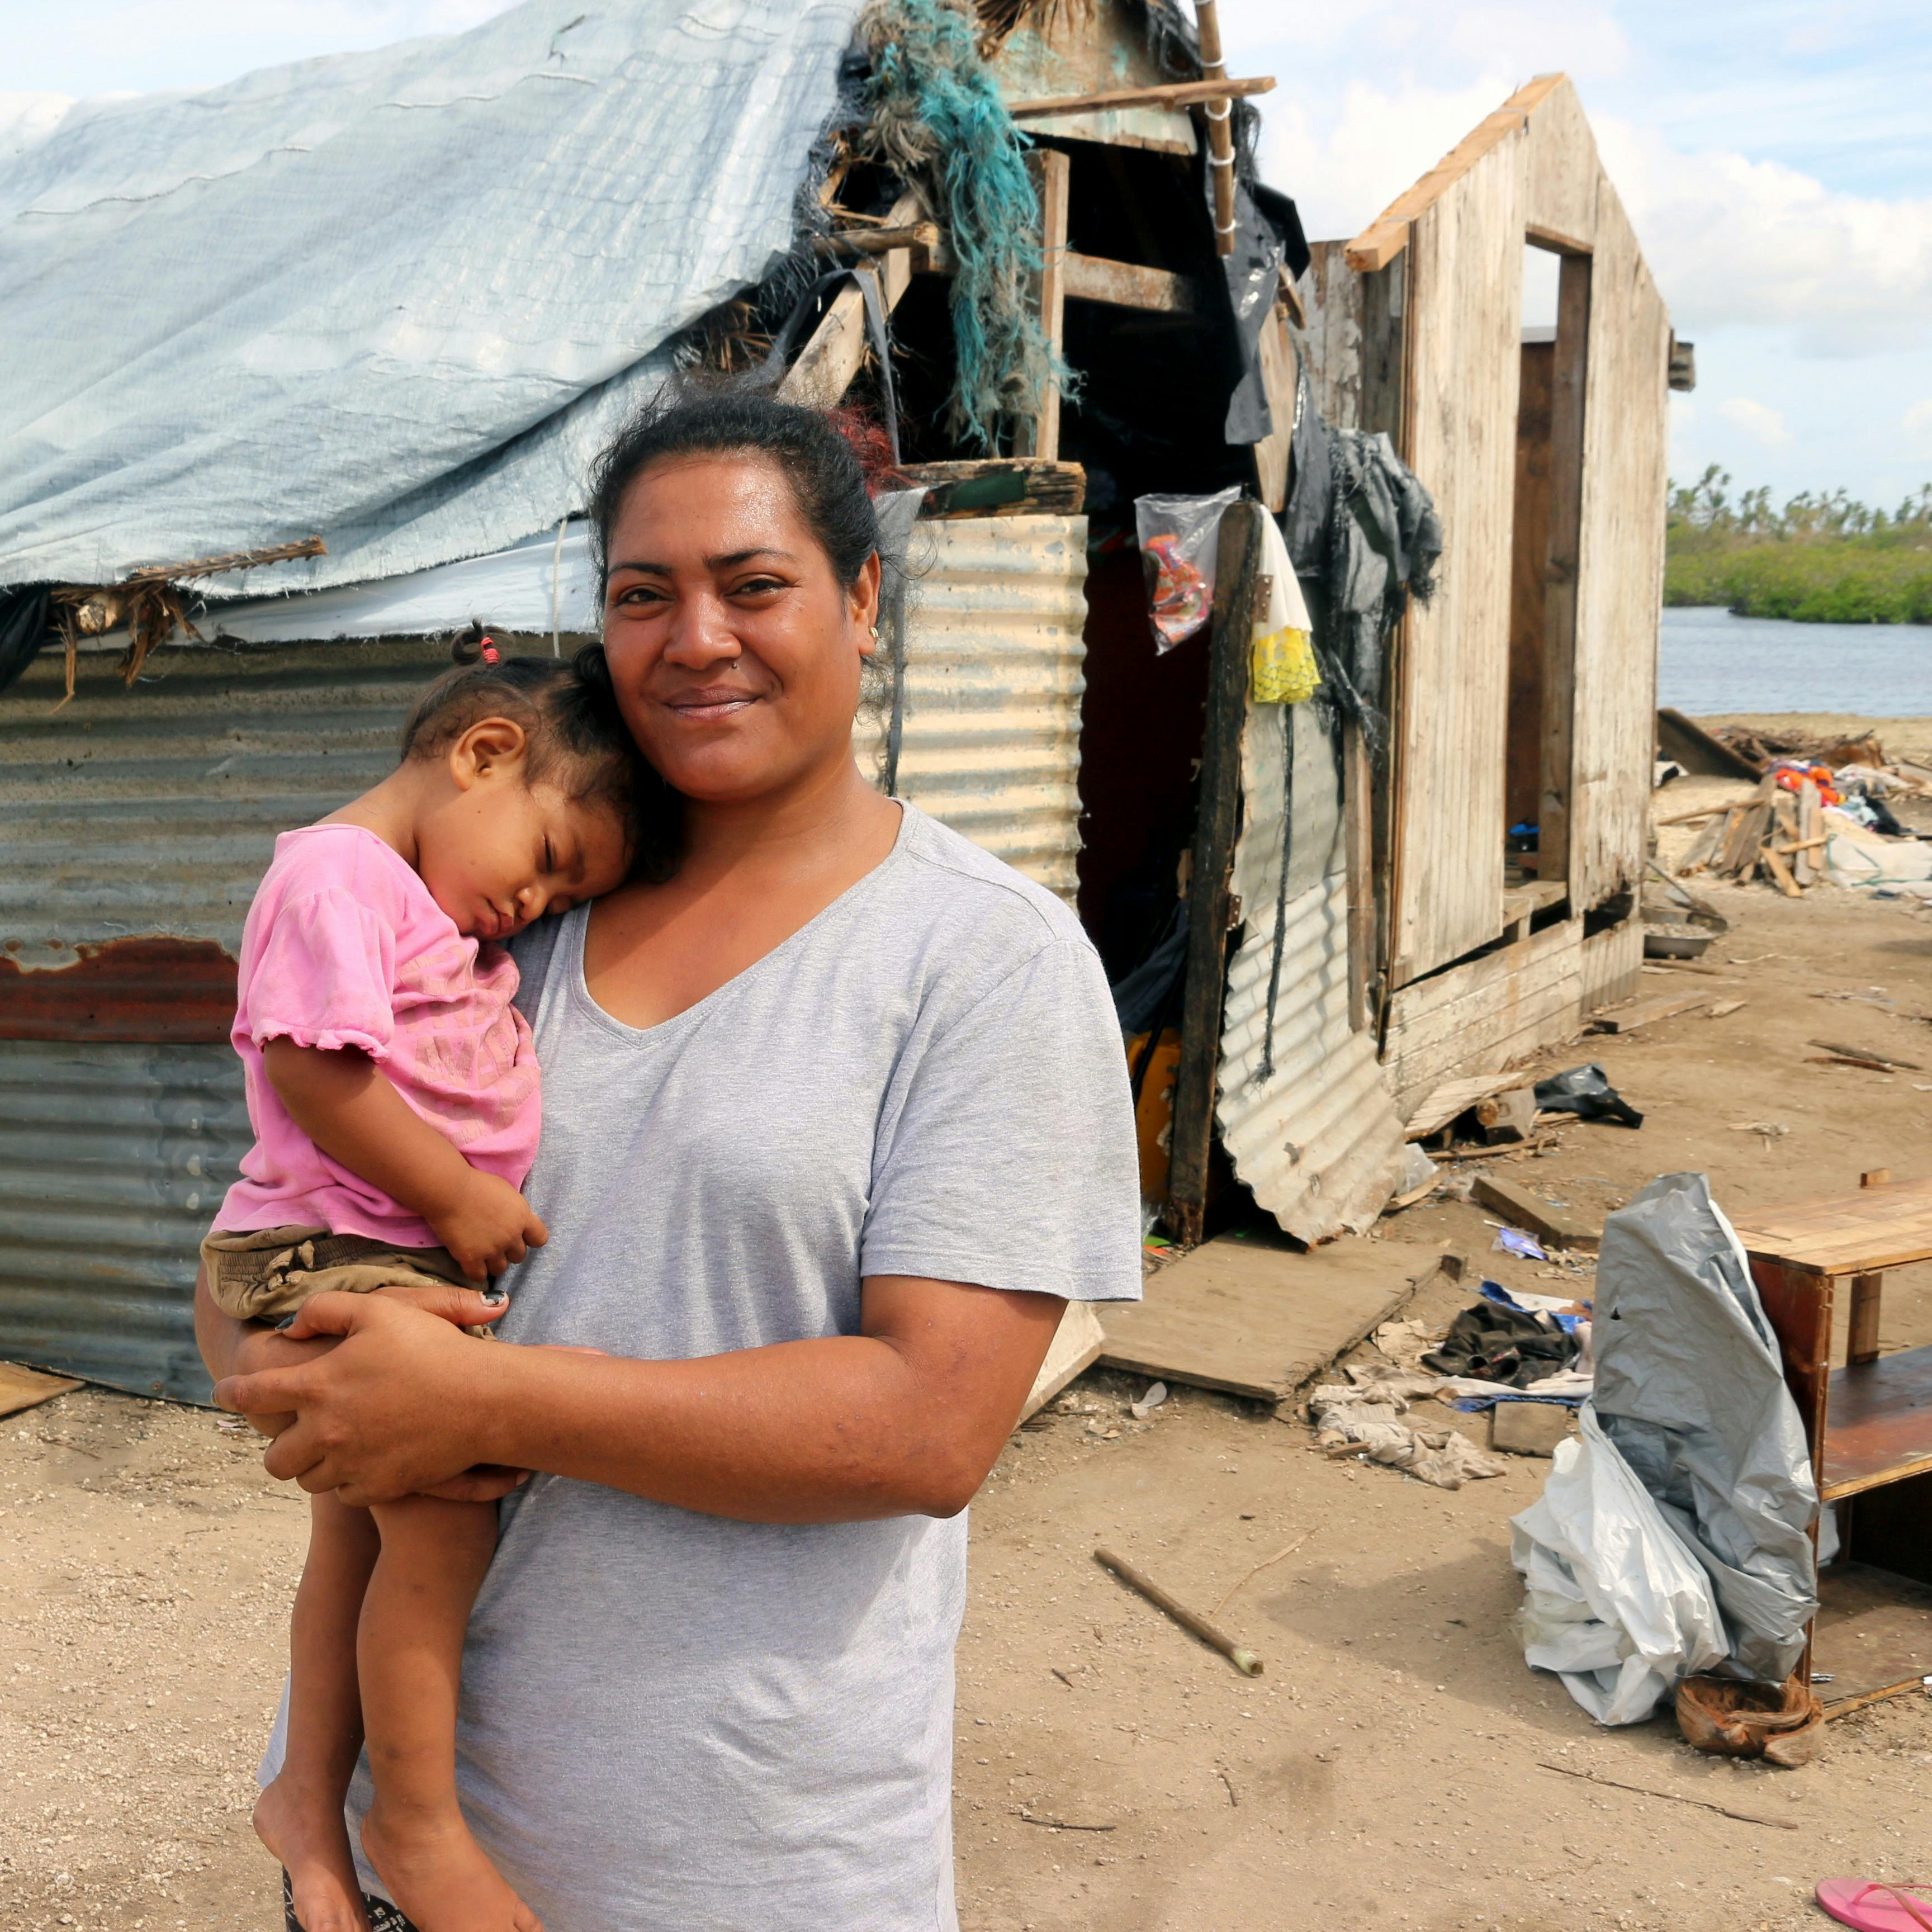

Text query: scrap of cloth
(257, 804), (1144, 1932)
(1423, 1300), (1580, 1389)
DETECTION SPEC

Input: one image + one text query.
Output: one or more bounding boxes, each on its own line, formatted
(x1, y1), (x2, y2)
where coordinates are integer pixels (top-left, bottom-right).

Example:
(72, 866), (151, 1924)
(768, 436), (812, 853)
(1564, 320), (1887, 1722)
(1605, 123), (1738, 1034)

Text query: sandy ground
(4, 765), (1932, 1932)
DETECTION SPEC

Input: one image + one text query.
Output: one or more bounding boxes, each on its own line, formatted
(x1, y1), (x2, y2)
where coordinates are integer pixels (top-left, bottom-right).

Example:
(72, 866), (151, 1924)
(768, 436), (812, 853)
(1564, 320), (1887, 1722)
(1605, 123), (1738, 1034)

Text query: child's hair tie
(452, 623), (500, 666)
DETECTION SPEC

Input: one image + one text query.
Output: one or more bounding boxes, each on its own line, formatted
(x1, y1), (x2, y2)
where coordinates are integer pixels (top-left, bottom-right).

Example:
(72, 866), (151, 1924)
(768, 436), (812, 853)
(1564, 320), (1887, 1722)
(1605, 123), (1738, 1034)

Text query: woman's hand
(214, 1291), (525, 1507)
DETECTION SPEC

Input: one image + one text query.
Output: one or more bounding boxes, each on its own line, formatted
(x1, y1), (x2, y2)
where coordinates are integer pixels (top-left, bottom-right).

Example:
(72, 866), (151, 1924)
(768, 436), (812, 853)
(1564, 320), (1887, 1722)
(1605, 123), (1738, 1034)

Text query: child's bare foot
(254, 1774), (371, 1932)
(361, 1800), (543, 1932)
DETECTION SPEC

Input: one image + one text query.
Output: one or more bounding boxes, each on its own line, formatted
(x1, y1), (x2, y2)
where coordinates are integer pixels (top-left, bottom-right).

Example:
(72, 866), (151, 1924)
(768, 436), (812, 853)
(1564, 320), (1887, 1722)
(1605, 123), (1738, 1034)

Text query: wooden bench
(1734, 1171), (1932, 1715)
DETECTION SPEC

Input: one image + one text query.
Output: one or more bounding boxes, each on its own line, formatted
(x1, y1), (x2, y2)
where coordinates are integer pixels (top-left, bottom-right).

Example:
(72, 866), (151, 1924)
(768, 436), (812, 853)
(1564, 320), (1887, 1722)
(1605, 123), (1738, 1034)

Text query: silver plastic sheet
(0, 0), (862, 591)
(1592, 1171), (1819, 1684)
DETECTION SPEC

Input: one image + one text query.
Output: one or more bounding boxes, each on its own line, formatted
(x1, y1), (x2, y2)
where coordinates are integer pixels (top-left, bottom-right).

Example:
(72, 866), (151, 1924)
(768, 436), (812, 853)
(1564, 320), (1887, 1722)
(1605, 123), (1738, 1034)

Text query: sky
(1, 0), (1928, 510)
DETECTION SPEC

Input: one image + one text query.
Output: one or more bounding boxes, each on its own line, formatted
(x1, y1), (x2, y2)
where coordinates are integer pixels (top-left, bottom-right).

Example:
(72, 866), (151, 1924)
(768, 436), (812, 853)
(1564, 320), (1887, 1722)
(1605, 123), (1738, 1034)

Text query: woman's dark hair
(400, 647), (679, 882)
(587, 389), (882, 590)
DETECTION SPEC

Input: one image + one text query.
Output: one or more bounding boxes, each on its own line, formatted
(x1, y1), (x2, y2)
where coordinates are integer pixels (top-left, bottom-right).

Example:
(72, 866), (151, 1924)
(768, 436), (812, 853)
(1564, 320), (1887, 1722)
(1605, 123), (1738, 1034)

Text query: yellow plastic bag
(1251, 623), (1319, 703)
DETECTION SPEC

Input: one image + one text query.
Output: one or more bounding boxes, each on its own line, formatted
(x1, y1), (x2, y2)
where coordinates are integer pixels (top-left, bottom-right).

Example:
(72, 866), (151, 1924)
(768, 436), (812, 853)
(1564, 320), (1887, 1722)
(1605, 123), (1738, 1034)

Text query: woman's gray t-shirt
(342, 803), (1142, 1930)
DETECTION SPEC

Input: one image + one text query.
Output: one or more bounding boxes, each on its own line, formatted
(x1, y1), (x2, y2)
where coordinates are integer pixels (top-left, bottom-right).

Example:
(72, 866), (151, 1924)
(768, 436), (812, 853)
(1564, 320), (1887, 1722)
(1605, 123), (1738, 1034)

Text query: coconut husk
(1676, 1671), (1825, 1768)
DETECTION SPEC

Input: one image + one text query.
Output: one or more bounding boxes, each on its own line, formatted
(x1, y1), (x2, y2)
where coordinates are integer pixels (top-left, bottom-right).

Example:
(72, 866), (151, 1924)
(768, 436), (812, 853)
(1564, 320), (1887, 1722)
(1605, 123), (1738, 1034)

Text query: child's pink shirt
(215, 823), (541, 1246)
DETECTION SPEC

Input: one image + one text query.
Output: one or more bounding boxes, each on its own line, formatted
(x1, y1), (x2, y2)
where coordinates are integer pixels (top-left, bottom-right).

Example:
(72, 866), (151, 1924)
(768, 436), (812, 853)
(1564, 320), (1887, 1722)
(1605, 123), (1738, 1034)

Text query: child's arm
(263, 1038), (546, 1282)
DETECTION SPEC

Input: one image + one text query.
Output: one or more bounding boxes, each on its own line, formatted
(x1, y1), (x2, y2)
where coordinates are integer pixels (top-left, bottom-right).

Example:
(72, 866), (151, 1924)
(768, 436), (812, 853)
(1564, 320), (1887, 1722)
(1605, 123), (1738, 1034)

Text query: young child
(203, 648), (650, 1932)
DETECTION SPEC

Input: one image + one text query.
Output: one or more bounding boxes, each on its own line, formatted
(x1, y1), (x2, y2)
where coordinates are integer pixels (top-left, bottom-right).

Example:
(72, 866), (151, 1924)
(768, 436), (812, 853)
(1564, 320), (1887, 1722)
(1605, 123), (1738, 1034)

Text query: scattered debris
(1094, 1546), (1262, 1676)
(1015, 1811), (1116, 1832)
(1129, 1381), (1168, 1422)
(1706, 998), (1746, 1018)
(1729, 1120), (1792, 1145)
(1677, 1672), (1825, 1769)
(1808, 1055), (1901, 1074)
(1587, 990), (1708, 1034)
(1535, 1760), (1798, 1831)
(1533, 1064), (1642, 1129)
(1306, 1366), (1508, 1489)
(1492, 1226), (1548, 1262)
(1810, 1040), (1923, 1072)
(1490, 1402), (1574, 1457)
(1471, 1173), (1601, 1252)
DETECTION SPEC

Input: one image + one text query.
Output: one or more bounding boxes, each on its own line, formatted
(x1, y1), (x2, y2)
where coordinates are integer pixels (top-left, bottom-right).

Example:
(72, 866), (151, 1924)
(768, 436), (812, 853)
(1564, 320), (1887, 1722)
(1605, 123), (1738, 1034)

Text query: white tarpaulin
(0, 0), (863, 594)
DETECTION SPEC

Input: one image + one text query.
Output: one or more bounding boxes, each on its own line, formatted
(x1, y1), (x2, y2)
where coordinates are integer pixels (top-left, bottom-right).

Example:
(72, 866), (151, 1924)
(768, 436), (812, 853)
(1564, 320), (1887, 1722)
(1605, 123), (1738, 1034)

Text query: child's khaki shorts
(200, 1225), (495, 1333)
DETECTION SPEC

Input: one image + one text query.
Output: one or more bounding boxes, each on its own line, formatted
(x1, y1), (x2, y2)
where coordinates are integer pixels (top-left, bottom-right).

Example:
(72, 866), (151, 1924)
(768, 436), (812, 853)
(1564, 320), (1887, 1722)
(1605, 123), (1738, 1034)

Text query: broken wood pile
(1675, 773), (1824, 897)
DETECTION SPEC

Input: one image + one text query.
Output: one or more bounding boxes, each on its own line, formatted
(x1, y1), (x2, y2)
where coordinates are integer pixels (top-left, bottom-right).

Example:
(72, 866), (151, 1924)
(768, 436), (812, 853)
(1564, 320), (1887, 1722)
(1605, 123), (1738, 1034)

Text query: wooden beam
(1526, 221), (1592, 258)
(1062, 252), (1200, 314)
(1538, 251), (1590, 889)
(1006, 75), (1274, 120)
(1343, 722), (1375, 1035)
(1012, 148), (1069, 462)
(897, 460), (1085, 520)
(1344, 73), (1569, 272)
(812, 224), (939, 261)
(778, 190), (923, 410)
(1250, 305), (1296, 513)
(1166, 503), (1265, 1248)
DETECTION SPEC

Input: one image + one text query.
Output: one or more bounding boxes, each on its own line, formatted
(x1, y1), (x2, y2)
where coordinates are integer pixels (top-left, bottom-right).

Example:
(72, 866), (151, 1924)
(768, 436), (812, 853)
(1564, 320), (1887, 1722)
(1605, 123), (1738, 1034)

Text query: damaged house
(0, 0), (1677, 1399)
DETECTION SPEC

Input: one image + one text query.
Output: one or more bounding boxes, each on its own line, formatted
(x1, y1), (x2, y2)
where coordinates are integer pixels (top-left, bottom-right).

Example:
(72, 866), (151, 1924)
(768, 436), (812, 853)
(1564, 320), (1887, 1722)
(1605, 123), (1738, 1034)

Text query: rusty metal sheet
(1215, 698), (1407, 1242)
(0, 1039), (249, 1402)
(859, 514), (1089, 900)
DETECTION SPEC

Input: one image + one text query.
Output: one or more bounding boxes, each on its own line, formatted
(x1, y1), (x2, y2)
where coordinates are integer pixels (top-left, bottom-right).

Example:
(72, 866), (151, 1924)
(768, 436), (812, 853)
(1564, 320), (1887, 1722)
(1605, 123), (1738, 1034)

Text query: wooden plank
(1655, 707), (1764, 780)
(1507, 339), (1553, 837)
(1061, 252), (1200, 314)
(813, 224), (939, 261)
(1343, 722), (1375, 1033)
(1522, 76), (1600, 252)
(1344, 73), (1566, 271)
(1386, 112), (1523, 984)
(1537, 250), (1590, 889)
(1404, 1069), (1526, 1140)
(1753, 1258), (1833, 1478)
(1006, 74), (1274, 119)
(1585, 988), (1708, 1032)
(898, 460), (1085, 520)
(1472, 1172), (1600, 1251)
(1796, 779), (1821, 887)
(0, 1360), (83, 1420)
(1019, 1300), (1106, 1422)
(779, 191), (924, 410)
(1012, 149), (1069, 462)
(1848, 1273), (1884, 1368)
(1734, 1180), (1932, 1280)
(1167, 504), (1265, 1248)
(1097, 1236), (1424, 1401)
(1382, 915), (1587, 1112)
(1822, 1344), (1932, 1500)
(1251, 306), (1295, 513)
(1569, 178), (1670, 910)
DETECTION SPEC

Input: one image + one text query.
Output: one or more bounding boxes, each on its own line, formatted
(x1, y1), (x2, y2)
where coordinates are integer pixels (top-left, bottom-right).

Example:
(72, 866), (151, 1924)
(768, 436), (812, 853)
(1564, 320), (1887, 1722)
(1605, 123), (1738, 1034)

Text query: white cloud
(1720, 397), (1793, 446)
(1589, 116), (1932, 357)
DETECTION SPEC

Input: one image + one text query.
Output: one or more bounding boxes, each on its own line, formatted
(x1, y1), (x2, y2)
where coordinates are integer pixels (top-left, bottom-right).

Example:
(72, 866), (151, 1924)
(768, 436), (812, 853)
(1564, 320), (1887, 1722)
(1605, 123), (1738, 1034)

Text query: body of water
(1659, 605), (1931, 717)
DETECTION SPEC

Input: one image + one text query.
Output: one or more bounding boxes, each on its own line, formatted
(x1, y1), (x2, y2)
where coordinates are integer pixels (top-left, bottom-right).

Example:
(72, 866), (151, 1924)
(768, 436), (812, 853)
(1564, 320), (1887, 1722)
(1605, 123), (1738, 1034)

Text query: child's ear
(449, 715), (529, 789)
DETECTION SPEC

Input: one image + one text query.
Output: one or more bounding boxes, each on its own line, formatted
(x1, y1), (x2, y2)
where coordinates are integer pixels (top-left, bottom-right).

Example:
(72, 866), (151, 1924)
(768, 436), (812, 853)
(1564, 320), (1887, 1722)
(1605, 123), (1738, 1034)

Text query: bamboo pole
(1095, 1547), (1263, 1675)
(1193, 1), (1237, 257)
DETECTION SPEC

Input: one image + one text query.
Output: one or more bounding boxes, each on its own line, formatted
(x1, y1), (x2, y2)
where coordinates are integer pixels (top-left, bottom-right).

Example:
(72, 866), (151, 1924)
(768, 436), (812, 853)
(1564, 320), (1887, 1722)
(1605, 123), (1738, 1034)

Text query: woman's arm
(263, 1038), (547, 1280)
(214, 1276), (1067, 1519)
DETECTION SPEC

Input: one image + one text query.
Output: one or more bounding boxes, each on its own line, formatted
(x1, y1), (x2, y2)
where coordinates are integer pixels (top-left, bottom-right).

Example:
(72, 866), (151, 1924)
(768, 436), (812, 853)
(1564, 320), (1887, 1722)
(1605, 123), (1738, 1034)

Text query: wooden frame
(1165, 503), (1264, 1247)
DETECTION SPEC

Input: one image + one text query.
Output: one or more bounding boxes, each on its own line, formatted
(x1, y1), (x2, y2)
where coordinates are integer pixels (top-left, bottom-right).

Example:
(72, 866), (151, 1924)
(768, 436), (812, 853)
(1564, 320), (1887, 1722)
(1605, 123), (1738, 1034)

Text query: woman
(201, 392), (1143, 1932)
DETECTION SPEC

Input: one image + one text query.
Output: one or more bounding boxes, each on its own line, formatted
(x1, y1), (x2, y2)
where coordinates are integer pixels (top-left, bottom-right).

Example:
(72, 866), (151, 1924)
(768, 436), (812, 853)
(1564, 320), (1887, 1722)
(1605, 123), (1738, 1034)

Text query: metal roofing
(0, 1040), (247, 1401)
(861, 514), (1090, 899)
(0, 0), (863, 593)
(1215, 699), (1407, 1242)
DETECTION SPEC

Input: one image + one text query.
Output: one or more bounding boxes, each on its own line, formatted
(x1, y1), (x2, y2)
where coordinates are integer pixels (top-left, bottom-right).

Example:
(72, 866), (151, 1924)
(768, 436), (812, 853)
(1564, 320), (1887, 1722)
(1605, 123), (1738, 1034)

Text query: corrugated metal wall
(1215, 699), (1407, 1241)
(858, 514), (1090, 899)
(0, 523), (1092, 1399)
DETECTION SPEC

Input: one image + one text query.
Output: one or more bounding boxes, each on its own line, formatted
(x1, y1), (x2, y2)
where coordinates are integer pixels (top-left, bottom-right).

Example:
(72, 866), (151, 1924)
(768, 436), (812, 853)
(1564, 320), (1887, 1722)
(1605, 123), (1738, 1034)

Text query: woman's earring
(869, 624), (880, 641)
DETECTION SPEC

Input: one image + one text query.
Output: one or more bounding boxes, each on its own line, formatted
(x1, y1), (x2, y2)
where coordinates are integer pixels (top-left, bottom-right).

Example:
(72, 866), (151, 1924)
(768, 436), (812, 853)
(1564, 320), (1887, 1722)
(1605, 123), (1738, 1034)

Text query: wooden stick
(1536, 1760), (1798, 1831)
(1095, 1547), (1262, 1675)
(1191, 1), (1237, 257)
(1774, 836), (1827, 855)
(1760, 845), (1802, 898)
(1007, 75), (1273, 120)
(1655, 806), (1727, 826)
(124, 536), (325, 584)
(1210, 1531), (1313, 1618)
(1806, 1055), (1898, 1072)
(812, 224), (939, 258)
(1015, 1811), (1116, 1831)
(1811, 1040), (1923, 1071)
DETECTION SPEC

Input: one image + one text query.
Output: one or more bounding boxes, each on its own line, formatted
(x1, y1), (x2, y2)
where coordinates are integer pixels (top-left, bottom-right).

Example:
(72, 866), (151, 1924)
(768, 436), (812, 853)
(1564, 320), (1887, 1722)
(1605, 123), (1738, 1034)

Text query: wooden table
(1734, 1171), (1932, 1713)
